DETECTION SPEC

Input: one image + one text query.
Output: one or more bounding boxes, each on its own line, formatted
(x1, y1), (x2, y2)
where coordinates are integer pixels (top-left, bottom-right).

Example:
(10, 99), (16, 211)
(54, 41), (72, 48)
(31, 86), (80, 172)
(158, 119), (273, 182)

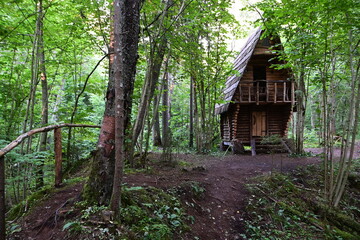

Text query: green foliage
(260, 135), (282, 145)
(240, 165), (360, 239)
(64, 185), (189, 239)
(120, 185), (188, 239)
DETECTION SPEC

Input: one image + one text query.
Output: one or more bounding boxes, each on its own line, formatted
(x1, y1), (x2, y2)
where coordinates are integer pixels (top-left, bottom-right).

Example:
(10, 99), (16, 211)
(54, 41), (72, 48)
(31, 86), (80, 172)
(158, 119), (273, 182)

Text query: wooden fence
(0, 123), (101, 240)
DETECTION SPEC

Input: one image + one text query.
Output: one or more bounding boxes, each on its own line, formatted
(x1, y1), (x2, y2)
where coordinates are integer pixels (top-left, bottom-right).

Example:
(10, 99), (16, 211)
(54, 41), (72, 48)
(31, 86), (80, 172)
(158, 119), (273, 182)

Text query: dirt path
(11, 183), (82, 240)
(124, 153), (322, 239)
(11, 152), (329, 240)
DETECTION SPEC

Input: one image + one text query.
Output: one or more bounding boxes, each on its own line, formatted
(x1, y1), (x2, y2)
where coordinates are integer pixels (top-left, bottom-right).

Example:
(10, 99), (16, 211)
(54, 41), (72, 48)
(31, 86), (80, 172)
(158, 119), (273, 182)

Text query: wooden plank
(281, 139), (292, 154)
(256, 82), (259, 105)
(283, 82), (286, 102)
(0, 156), (5, 240)
(54, 128), (63, 187)
(251, 139), (256, 156)
(274, 83), (277, 103)
(261, 111), (266, 136)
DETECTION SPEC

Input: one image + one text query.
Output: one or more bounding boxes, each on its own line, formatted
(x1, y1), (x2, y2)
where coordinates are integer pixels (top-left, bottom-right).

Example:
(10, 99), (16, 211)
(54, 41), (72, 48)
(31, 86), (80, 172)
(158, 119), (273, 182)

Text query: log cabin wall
(234, 105), (250, 143)
(216, 27), (296, 149)
(220, 113), (231, 142)
(267, 105), (292, 137)
(230, 104), (292, 145)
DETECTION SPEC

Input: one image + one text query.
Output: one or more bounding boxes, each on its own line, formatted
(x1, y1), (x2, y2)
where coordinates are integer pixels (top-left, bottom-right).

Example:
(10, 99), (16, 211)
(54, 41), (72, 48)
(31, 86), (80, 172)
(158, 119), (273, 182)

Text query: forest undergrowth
(6, 152), (360, 240)
(240, 162), (360, 239)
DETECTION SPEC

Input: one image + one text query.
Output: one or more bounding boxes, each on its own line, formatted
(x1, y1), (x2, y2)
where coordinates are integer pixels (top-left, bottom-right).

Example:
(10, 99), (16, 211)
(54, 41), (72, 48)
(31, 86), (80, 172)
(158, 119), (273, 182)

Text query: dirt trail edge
(11, 153), (324, 240)
(124, 153), (322, 240)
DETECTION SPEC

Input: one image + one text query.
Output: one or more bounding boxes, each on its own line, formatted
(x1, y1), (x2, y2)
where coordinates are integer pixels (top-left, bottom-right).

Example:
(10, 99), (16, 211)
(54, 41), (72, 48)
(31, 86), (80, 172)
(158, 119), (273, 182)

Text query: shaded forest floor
(8, 145), (360, 240)
(125, 152), (322, 239)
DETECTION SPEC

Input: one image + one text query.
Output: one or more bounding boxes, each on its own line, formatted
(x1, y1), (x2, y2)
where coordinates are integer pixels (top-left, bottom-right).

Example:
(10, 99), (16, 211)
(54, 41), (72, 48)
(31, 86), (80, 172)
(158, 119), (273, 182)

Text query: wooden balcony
(237, 80), (295, 105)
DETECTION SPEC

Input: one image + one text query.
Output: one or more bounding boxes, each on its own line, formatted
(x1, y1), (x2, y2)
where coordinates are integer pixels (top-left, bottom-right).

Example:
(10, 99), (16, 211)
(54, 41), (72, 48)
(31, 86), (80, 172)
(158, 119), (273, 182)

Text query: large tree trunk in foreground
(84, 0), (141, 206)
(110, 0), (141, 215)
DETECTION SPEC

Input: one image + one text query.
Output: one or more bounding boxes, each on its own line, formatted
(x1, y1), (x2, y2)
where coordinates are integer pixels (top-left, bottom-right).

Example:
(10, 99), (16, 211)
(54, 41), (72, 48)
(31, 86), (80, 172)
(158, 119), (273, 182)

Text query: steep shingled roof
(215, 27), (262, 114)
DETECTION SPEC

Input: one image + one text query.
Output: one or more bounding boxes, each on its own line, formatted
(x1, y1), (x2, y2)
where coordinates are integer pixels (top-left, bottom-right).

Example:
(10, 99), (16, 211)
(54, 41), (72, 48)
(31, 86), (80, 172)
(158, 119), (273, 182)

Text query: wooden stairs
(251, 138), (294, 155)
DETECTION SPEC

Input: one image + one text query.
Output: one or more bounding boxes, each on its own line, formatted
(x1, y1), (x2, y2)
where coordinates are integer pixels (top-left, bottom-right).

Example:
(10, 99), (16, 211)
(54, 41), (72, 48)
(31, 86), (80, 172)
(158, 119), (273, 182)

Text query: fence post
(54, 128), (63, 187)
(0, 156), (5, 240)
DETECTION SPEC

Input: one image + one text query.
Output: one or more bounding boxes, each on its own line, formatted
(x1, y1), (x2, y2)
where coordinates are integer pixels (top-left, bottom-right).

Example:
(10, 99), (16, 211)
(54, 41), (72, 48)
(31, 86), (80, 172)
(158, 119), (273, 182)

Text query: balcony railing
(238, 80), (295, 105)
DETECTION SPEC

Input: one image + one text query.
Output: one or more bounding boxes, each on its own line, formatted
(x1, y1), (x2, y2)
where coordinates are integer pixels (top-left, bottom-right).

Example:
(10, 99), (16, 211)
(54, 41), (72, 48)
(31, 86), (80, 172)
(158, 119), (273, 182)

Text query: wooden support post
(256, 82), (259, 105)
(283, 82), (286, 102)
(274, 83), (277, 103)
(281, 139), (292, 154)
(0, 156), (5, 240)
(266, 83), (269, 102)
(291, 81), (295, 105)
(54, 128), (63, 187)
(251, 139), (256, 156)
(248, 86), (251, 102)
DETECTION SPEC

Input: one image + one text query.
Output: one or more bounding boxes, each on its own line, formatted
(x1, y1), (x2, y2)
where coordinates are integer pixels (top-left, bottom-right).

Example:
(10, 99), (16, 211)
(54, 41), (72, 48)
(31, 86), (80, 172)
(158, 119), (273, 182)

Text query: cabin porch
(235, 80), (296, 105)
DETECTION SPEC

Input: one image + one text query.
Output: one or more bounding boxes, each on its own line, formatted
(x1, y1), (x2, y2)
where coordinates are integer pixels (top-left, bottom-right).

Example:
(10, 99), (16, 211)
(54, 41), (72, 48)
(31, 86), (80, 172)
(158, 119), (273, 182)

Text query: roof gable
(215, 27), (262, 114)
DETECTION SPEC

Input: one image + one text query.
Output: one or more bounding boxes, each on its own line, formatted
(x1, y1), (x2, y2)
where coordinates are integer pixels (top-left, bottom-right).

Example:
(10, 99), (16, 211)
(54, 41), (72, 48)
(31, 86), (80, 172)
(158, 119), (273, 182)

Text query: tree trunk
(37, 0), (48, 188)
(332, 29), (360, 206)
(83, 27), (116, 205)
(110, 0), (141, 216)
(84, 0), (141, 208)
(21, 1), (42, 154)
(162, 59), (172, 161)
(152, 88), (162, 147)
(129, 0), (174, 165)
(129, 38), (167, 165)
(189, 74), (194, 148)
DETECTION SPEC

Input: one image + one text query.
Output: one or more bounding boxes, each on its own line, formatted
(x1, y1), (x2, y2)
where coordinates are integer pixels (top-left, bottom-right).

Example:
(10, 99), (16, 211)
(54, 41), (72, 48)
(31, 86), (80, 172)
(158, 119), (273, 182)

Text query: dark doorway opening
(253, 66), (267, 98)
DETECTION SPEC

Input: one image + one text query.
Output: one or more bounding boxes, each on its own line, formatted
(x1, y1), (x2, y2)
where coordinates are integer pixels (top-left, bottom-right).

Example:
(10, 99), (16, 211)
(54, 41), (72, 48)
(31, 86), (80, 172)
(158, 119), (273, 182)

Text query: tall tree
(129, 0), (178, 165)
(84, 0), (141, 207)
(37, 0), (48, 188)
(251, 0), (360, 205)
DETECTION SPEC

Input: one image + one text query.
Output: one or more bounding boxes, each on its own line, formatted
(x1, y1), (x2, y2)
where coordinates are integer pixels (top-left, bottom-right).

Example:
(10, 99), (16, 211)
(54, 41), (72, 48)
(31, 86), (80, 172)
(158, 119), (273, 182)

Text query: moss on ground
(62, 185), (190, 240)
(240, 165), (360, 239)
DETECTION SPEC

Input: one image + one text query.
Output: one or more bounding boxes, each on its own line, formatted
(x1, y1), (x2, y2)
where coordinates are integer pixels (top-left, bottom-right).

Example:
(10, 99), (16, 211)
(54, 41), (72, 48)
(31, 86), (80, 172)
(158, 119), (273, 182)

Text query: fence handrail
(0, 123), (101, 158)
(0, 123), (101, 240)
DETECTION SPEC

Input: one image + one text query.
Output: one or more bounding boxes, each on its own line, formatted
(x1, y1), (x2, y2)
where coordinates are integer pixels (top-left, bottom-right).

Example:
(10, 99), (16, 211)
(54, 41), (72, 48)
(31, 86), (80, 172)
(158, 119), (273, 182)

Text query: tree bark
(161, 59), (172, 161)
(21, 0), (42, 154)
(152, 87), (162, 147)
(129, 40), (167, 165)
(189, 74), (194, 148)
(110, 0), (141, 216)
(84, 0), (141, 208)
(37, 0), (48, 188)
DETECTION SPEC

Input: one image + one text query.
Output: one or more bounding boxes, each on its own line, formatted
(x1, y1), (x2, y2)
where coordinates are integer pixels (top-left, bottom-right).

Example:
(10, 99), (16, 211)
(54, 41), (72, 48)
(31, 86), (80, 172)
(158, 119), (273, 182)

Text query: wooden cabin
(215, 28), (296, 154)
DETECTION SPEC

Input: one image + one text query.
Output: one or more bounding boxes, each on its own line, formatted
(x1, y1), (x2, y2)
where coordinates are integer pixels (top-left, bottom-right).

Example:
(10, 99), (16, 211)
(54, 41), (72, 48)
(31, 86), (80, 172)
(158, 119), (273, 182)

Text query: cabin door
(252, 111), (266, 136)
